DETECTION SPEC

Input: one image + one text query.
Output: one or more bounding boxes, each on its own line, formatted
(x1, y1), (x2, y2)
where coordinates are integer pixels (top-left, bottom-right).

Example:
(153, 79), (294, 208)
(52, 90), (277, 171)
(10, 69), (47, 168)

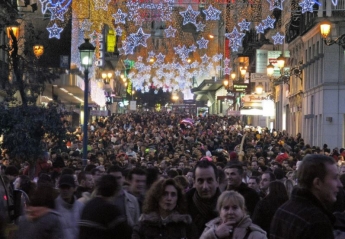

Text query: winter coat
(132, 211), (198, 239)
(200, 216), (267, 239)
(55, 195), (84, 239)
(123, 190), (140, 227)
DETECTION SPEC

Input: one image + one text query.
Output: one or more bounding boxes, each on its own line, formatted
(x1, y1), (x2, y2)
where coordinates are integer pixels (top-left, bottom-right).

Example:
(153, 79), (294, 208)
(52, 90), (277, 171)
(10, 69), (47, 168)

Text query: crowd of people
(1, 111), (345, 239)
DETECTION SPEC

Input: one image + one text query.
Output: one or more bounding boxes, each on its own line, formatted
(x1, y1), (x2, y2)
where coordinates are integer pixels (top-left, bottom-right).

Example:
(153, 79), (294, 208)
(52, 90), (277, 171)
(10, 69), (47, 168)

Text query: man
(270, 154), (343, 239)
(186, 160), (221, 237)
(127, 168), (147, 211)
(75, 171), (94, 199)
(260, 171), (276, 197)
(224, 164), (260, 216)
(107, 166), (140, 227)
(248, 176), (260, 192)
(251, 160), (259, 172)
(55, 174), (84, 239)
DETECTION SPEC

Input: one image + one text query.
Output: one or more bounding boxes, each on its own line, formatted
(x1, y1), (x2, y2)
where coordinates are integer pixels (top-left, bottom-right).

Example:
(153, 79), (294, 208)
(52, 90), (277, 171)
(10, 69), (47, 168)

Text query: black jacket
(270, 188), (335, 239)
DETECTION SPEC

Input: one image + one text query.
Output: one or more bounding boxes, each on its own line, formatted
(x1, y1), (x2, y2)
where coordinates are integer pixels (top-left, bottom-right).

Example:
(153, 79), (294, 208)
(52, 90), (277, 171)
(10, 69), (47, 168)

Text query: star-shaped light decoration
(332, 0), (338, 6)
(299, 0), (318, 13)
(195, 21), (206, 32)
(164, 25), (177, 37)
(115, 26), (123, 36)
(133, 27), (150, 47)
(137, 56), (143, 62)
(89, 30), (102, 43)
(272, 32), (285, 44)
(202, 4), (221, 20)
(197, 37), (209, 49)
(238, 19), (251, 31)
(156, 53), (166, 63)
(112, 9), (127, 24)
(201, 54), (210, 64)
(115, 70), (121, 76)
(262, 16), (276, 29)
(255, 23), (265, 33)
(179, 5), (200, 25)
(148, 51), (156, 58)
(224, 57), (230, 66)
(223, 67), (232, 75)
(47, 4), (66, 21)
(80, 19), (93, 32)
(228, 27), (245, 45)
(47, 23), (63, 39)
(267, 0), (284, 10)
(94, 0), (111, 11)
(189, 44), (197, 52)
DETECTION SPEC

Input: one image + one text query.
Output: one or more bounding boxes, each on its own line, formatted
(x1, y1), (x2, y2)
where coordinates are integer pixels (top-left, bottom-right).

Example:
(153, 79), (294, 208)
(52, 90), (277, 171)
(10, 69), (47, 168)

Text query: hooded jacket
(200, 216), (267, 239)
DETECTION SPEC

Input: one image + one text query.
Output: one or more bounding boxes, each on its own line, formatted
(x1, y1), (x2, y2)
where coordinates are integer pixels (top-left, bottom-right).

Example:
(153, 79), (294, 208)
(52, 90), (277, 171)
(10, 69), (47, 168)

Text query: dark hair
(29, 185), (56, 209)
(96, 175), (119, 197)
(193, 160), (218, 180)
(5, 165), (19, 176)
(225, 164), (244, 175)
(142, 179), (187, 214)
(174, 175), (189, 190)
(127, 168), (146, 181)
(266, 181), (289, 202)
(262, 171), (276, 182)
(249, 176), (260, 184)
(298, 154), (336, 189)
(107, 165), (123, 175)
(61, 167), (74, 175)
(77, 171), (92, 184)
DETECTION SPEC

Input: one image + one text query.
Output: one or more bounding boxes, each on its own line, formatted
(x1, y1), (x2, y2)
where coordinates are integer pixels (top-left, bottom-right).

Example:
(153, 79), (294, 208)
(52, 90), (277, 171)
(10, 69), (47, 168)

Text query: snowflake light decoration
(238, 19), (251, 31)
(164, 26), (177, 37)
(112, 9), (127, 24)
(80, 19), (93, 32)
(203, 4), (221, 20)
(195, 21), (206, 32)
(267, 0), (284, 10)
(256, 23), (265, 34)
(47, 23), (63, 39)
(262, 16), (276, 29)
(197, 37), (209, 49)
(272, 32), (285, 44)
(179, 5), (200, 25)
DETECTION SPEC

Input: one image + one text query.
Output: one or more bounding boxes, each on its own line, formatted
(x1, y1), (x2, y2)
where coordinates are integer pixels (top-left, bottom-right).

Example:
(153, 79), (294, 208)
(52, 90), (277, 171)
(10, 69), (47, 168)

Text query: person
(252, 181), (289, 236)
(186, 159), (221, 237)
(127, 168), (147, 211)
(107, 166), (140, 227)
(75, 171), (94, 199)
(200, 190), (267, 239)
(79, 174), (132, 239)
(270, 154), (343, 239)
(132, 178), (198, 239)
(55, 174), (84, 239)
(260, 172), (276, 197)
(224, 164), (260, 216)
(15, 185), (63, 239)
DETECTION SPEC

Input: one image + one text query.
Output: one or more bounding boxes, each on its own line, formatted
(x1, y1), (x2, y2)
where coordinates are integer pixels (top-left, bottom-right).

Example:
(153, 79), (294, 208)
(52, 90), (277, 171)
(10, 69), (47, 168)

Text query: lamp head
(320, 20), (331, 39)
(231, 72), (236, 80)
(78, 39), (96, 69)
(277, 54), (285, 69)
(223, 79), (229, 87)
(267, 63), (274, 76)
(33, 44), (44, 59)
(256, 83), (263, 95)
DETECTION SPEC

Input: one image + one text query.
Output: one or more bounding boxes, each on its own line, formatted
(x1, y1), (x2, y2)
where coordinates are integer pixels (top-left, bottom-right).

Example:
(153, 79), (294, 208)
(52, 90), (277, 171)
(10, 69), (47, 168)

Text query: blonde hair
(216, 191), (246, 214)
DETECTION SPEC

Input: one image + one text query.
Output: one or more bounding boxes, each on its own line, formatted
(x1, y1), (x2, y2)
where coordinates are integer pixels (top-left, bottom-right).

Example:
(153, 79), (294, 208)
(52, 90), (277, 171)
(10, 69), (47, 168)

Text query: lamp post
(320, 20), (345, 49)
(78, 39), (95, 167)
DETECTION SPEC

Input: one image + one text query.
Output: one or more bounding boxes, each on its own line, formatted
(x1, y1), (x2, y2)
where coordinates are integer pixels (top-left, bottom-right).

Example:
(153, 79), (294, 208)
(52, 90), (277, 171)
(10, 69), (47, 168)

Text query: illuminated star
(89, 30), (101, 43)
(80, 19), (93, 32)
(179, 5), (200, 25)
(201, 54), (210, 64)
(112, 9), (127, 24)
(262, 16), (276, 29)
(223, 67), (232, 75)
(196, 37), (209, 49)
(203, 4), (221, 20)
(148, 51), (156, 58)
(115, 70), (121, 76)
(137, 56), (143, 62)
(299, 0), (318, 13)
(156, 53), (165, 63)
(272, 32), (285, 44)
(47, 4), (66, 21)
(332, 0), (338, 6)
(255, 23), (265, 33)
(94, 0), (111, 11)
(133, 27), (150, 47)
(224, 57), (230, 66)
(47, 23), (63, 39)
(189, 44), (197, 52)
(238, 19), (251, 31)
(115, 26), (123, 36)
(134, 16), (144, 26)
(164, 25), (177, 38)
(195, 21), (206, 32)
(267, 0), (284, 10)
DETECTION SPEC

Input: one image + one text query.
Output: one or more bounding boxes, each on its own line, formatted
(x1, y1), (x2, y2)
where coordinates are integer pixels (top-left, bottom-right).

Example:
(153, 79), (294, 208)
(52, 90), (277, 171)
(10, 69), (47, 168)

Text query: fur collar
(139, 212), (192, 225)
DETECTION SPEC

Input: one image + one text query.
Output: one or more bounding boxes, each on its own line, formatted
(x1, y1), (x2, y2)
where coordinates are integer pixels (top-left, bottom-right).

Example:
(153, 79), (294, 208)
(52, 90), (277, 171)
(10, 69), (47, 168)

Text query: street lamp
(101, 71), (113, 84)
(6, 22), (20, 45)
(33, 44), (44, 59)
(320, 20), (345, 49)
(78, 39), (95, 167)
(255, 83), (263, 94)
(267, 63), (274, 77)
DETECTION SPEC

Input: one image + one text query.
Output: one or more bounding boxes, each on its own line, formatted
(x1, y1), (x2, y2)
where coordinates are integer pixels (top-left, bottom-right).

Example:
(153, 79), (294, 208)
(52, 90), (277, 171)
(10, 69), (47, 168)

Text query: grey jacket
(200, 216), (267, 239)
(55, 195), (84, 239)
(124, 190), (140, 227)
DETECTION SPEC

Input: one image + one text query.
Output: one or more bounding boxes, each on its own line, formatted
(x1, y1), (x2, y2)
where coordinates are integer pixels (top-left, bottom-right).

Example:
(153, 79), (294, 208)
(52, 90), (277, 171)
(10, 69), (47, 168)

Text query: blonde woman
(200, 191), (267, 239)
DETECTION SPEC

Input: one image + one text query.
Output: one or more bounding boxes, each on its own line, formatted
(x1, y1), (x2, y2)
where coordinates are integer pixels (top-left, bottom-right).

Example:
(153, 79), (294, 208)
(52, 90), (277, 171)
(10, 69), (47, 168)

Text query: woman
(200, 191), (267, 239)
(252, 181), (289, 237)
(132, 179), (197, 239)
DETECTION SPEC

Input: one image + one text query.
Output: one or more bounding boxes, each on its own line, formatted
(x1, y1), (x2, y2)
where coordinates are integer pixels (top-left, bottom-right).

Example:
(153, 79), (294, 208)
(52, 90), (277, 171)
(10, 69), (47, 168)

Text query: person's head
(185, 170), (194, 187)
(77, 171), (94, 190)
(216, 191), (246, 225)
(96, 174), (120, 197)
(267, 181), (289, 201)
(224, 164), (243, 188)
(107, 165), (124, 189)
(248, 176), (260, 191)
(27, 185), (56, 221)
(127, 168), (147, 196)
(4, 165), (19, 182)
(142, 178), (187, 215)
(251, 160), (259, 171)
(58, 174), (76, 203)
(91, 168), (102, 183)
(298, 154), (342, 204)
(193, 159), (219, 199)
(260, 171), (276, 191)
